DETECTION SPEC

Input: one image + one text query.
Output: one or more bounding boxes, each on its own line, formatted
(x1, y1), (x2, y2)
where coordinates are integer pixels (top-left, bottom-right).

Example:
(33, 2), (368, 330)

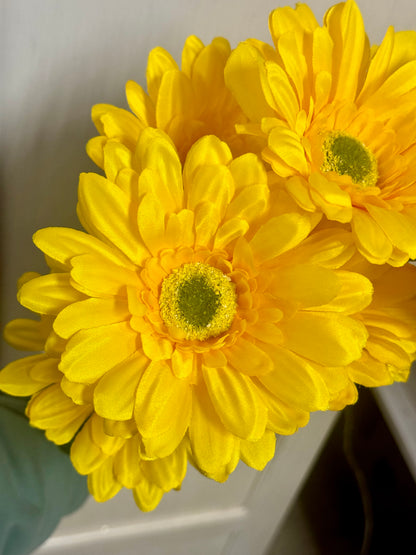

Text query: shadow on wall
(269, 388), (416, 554)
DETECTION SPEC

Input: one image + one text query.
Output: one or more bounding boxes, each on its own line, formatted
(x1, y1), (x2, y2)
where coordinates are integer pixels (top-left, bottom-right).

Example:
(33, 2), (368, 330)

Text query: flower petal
(189, 382), (239, 476)
(94, 352), (149, 420)
(18, 273), (85, 315)
(240, 430), (276, 471)
(281, 311), (368, 366)
(3, 318), (46, 351)
(53, 297), (130, 339)
(78, 172), (149, 265)
(259, 345), (330, 411)
(202, 365), (267, 441)
(59, 322), (138, 384)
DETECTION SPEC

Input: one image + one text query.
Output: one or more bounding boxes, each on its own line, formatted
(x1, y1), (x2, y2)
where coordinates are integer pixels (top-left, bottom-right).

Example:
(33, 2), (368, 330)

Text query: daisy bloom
(0, 129), (376, 510)
(225, 0), (416, 265)
(347, 258), (416, 387)
(87, 35), (260, 168)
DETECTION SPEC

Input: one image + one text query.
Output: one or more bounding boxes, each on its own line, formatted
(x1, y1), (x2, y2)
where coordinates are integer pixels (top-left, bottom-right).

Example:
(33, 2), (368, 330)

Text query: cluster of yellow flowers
(1, 0), (416, 511)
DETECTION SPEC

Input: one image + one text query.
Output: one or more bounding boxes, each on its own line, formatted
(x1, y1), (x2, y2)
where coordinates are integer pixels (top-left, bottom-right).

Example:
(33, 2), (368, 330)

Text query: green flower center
(159, 262), (237, 341)
(321, 132), (378, 188)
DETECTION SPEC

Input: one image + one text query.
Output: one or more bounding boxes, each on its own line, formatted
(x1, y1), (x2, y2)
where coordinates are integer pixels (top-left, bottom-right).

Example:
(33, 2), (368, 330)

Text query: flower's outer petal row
(0, 355), (60, 397)
(27, 384), (92, 445)
(225, 0), (416, 267)
(3, 318), (47, 352)
(59, 322), (138, 384)
(78, 173), (149, 266)
(18, 274), (85, 316)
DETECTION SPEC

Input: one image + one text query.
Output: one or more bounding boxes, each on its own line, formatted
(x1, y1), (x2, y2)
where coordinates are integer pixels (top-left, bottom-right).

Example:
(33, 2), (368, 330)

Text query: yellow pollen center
(159, 262), (237, 341)
(321, 131), (378, 188)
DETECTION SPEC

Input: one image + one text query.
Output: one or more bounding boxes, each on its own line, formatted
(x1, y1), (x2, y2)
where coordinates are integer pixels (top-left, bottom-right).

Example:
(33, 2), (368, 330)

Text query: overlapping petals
(0, 130), (379, 510)
(225, 0), (416, 265)
(87, 36), (259, 166)
(2, 1), (415, 514)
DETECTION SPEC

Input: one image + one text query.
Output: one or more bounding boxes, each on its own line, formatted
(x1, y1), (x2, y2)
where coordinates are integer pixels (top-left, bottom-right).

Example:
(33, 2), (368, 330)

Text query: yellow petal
(189, 382), (238, 476)
(194, 202), (221, 247)
(90, 413), (125, 455)
(125, 79), (155, 126)
(202, 365), (267, 441)
(54, 297), (130, 340)
(259, 345), (329, 411)
(171, 348), (194, 379)
(270, 264), (340, 307)
(225, 42), (275, 121)
(269, 4), (318, 40)
(94, 352), (149, 420)
(136, 128), (183, 211)
(0, 354), (51, 396)
(308, 173), (352, 223)
(240, 430), (276, 471)
(181, 35), (204, 76)
(92, 105), (142, 151)
(281, 311), (368, 366)
(224, 337), (274, 376)
(351, 208), (393, 263)
(285, 176), (316, 212)
(184, 135), (232, 182)
(3, 318), (46, 351)
(146, 46), (179, 103)
(325, 0), (368, 101)
(142, 443), (187, 492)
(348, 350), (393, 387)
(59, 322), (138, 383)
(86, 136), (106, 169)
(135, 361), (191, 442)
(70, 417), (108, 474)
(88, 458), (122, 503)
(250, 213), (312, 263)
(141, 333), (173, 361)
(311, 270), (373, 314)
(265, 124), (308, 177)
(60, 376), (94, 405)
(256, 382), (310, 435)
(18, 273), (85, 315)
(156, 70), (194, 130)
(365, 204), (416, 260)
(187, 164), (234, 218)
(225, 183), (269, 224)
(113, 435), (143, 488)
(214, 218), (249, 250)
(27, 384), (91, 444)
(137, 191), (166, 255)
(70, 253), (141, 297)
(133, 480), (164, 512)
(33, 226), (134, 269)
(78, 172), (149, 265)
(262, 61), (299, 128)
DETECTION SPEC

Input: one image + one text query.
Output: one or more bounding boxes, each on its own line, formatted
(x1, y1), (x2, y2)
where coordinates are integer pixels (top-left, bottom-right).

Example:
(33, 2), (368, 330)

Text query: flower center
(159, 262), (237, 341)
(321, 131), (378, 188)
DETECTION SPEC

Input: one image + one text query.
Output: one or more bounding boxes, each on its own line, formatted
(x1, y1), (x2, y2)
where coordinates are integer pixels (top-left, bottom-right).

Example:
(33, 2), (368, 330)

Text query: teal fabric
(0, 394), (89, 555)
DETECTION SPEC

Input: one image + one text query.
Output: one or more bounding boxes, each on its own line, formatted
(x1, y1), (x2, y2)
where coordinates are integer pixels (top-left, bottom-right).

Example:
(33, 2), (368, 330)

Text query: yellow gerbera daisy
(225, 0), (416, 265)
(347, 258), (416, 387)
(87, 35), (259, 168)
(1, 129), (375, 510)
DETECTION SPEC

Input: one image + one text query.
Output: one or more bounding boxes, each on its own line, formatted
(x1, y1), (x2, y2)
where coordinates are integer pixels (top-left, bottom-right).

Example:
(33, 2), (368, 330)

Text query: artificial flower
(225, 0), (416, 265)
(0, 129), (376, 510)
(87, 35), (260, 168)
(347, 258), (416, 386)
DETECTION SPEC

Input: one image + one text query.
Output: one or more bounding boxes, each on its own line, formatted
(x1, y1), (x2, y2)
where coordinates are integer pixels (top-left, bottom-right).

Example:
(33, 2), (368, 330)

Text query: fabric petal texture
(1, 0), (415, 515)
